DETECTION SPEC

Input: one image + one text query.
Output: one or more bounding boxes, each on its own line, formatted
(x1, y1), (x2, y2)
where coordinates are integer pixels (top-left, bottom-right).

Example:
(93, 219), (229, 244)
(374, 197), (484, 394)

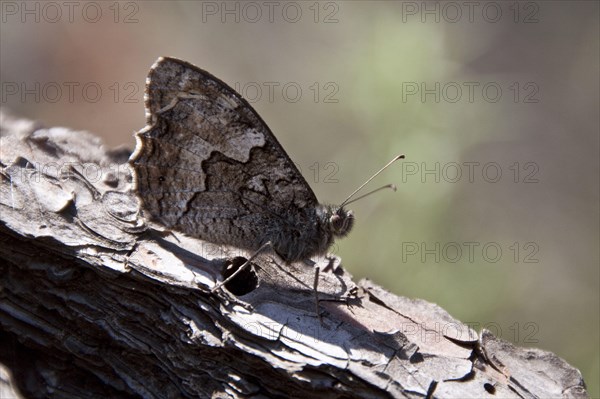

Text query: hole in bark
(484, 383), (496, 394)
(223, 257), (258, 295)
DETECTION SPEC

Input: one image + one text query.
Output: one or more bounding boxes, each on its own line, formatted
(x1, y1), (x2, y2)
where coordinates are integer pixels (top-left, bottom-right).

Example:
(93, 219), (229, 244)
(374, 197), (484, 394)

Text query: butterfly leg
(313, 266), (323, 324)
(211, 241), (272, 293)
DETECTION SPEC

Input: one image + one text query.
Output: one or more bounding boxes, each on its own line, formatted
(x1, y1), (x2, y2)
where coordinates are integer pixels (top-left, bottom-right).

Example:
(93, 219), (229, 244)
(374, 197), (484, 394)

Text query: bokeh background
(1, 1), (598, 396)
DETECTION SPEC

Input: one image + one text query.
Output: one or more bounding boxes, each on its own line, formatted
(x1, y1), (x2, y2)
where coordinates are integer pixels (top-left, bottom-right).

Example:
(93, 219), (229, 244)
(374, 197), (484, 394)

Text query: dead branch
(0, 111), (588, 398)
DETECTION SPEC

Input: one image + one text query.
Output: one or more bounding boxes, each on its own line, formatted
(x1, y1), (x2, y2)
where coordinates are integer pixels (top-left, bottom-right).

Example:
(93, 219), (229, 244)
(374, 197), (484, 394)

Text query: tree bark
(0, 111), (588, 398)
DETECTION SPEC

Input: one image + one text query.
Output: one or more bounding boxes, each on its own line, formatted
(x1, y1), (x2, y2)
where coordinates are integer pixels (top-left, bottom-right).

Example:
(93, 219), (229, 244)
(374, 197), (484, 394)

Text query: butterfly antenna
(339, 154), (405, 208)
(342, 184), (397, 206)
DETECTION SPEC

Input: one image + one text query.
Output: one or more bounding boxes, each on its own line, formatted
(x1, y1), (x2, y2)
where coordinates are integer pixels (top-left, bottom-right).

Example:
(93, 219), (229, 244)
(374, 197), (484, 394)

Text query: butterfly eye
(330, 214), (343, 231)
(329, 210), (354, 238)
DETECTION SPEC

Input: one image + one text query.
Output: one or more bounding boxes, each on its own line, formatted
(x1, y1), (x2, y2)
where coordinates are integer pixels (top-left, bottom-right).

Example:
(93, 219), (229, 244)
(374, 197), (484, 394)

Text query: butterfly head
(327, 206), (354, 238)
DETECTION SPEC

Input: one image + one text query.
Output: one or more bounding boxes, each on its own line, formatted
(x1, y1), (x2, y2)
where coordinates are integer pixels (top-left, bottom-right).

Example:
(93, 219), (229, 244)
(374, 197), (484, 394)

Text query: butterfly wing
(129, 57), (321, 256)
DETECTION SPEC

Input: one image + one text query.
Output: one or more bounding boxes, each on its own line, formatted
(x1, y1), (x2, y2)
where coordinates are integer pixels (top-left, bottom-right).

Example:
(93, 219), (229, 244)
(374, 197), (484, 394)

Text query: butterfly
(129, 57), (401, 275)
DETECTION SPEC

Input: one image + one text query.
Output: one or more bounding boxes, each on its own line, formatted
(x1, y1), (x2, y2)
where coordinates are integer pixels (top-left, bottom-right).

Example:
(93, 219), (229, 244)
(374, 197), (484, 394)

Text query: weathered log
(0, 111), (588, 398)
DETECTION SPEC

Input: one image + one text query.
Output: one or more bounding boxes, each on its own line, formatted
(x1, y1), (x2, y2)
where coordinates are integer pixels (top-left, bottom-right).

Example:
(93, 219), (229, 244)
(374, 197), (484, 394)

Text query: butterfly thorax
(268, 204), (353, 263)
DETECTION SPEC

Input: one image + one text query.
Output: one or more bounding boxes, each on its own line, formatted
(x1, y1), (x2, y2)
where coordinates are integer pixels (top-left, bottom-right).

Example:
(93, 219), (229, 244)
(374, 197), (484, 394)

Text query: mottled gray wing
(129, 57), (319, 253)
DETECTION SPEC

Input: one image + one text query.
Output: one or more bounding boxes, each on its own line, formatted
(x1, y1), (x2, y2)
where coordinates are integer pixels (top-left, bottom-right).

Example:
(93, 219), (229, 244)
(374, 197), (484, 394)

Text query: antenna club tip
(397, 154), (405, 160)
(390, 184), (397, 192)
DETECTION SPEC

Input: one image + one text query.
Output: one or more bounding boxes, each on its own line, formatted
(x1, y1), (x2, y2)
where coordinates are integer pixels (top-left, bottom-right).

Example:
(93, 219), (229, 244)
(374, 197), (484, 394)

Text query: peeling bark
(0, 111), (589, 398)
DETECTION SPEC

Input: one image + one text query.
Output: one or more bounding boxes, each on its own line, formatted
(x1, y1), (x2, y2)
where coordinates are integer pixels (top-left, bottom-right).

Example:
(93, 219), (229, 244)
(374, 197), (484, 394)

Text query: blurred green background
(1, 1), (598, 396)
